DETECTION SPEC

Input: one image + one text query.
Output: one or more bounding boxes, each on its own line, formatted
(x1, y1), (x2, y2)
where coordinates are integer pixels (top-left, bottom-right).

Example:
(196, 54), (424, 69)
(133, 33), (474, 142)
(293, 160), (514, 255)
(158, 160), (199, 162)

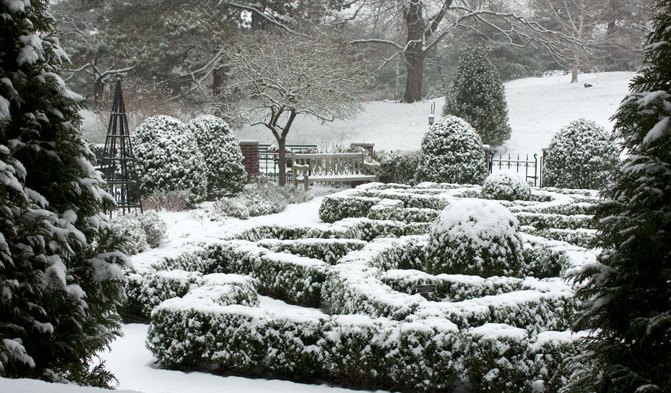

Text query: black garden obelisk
(101, 77), (143, 214)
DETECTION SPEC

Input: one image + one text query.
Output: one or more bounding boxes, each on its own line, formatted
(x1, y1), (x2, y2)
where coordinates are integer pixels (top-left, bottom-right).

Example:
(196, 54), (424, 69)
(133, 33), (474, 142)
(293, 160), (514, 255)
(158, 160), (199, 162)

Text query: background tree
(348, 0), (575, 102)
(529, 0), (610, 82)
(442, 46), (512, 147)
(224, 29), (366, 186)
(570, 2), (671, 391)
(0, 0), (127, 386)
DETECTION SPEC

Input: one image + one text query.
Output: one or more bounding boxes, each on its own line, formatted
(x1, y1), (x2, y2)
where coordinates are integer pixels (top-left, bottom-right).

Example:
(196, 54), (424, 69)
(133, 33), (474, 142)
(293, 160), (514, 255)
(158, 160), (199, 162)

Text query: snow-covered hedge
(187, 115), (246, 198)
(255, 238), (367, 265)
(110, 211), (167, 255)
(481, 171), (531, 201)
(543, 118), (619, 189)
(375, 150), (421, 184)
(132, 115), (208, 204)
(426, 199), (525, 277)
(414, 116), (488, 184)
(138, 210), (167, 247)
(319, 195), (382, 223)
(515, 212), (594, 230)
(148, 298), (583, 392)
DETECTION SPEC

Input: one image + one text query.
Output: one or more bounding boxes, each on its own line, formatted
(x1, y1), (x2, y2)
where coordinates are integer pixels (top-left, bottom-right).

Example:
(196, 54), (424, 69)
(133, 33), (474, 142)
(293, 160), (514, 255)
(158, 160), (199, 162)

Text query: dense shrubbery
(212, 176), (312, 219)
(132, 115), (208, 204)
(425, 199), (525, 277)
(110, 211), (167, 255)
(187, 115), (246, 198)
(543, 119), (619, 189)
(443, 47), (512, 147)
(415, 116), (488, 184)
(481, 171), (531, 201)
(375, 150), (420, 184)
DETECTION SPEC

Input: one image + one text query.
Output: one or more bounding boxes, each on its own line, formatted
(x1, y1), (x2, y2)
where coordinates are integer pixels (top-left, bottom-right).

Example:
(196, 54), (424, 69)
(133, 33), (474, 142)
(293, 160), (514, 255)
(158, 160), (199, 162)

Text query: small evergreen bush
(375, 150), (420, 184)
(543, 119), (619, 189)
(132, 115), (208, 204)
(443, 47), (512, 147)
(110, 211), (167, 254)
(425, 199), (525, 277)
(139, 210), (168, 248)
(481, 171), (531, 201)
(415, 116), (488, 184)
(187, 115), (247, 198)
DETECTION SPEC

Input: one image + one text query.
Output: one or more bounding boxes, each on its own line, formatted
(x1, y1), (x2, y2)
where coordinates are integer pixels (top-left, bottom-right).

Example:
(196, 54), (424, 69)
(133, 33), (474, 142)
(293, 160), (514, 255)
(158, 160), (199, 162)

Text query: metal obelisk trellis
(101, 77), (143, 215)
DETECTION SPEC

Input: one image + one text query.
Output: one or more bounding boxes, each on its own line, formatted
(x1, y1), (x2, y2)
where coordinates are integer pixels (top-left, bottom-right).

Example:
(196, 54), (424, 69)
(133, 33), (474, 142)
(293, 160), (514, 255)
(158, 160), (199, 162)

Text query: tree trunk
(277, 137), (287, 186)
(93, 77), (104, 111)
(571, 64), (579, 83)
(403, 49), (425, 103)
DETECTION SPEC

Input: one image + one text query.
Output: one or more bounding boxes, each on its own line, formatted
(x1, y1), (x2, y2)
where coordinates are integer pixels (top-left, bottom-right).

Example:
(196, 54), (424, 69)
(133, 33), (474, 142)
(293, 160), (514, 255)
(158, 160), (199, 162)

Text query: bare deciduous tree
(224, 29), (367, 185)
(345, 0), (579, 102)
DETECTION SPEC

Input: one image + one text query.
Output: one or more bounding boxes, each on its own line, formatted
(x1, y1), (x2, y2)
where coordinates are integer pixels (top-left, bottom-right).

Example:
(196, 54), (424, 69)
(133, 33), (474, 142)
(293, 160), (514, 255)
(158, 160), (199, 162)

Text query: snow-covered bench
(291, 152), (379, 190)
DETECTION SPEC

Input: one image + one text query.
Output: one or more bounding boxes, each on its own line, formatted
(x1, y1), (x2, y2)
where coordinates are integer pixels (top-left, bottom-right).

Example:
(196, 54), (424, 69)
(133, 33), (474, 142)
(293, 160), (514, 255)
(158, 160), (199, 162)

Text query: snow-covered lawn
(235, 71), (633, 155)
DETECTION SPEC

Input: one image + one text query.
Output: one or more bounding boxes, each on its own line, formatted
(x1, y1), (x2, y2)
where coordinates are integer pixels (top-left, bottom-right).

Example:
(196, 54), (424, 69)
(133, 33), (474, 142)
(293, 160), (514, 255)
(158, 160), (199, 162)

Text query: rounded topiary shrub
(415, 116), (488, 184)
(425, 199), (525, 277)
(187, 115), (247, 198)
(543, 119), (619, 189)
(132, 115), (208, 204)
(480, 171), (531, 201)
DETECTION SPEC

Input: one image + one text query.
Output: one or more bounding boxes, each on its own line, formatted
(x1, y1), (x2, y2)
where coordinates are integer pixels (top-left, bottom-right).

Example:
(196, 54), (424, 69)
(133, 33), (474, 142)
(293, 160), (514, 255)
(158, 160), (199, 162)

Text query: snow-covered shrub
(481, 171), (531, 201)
(521, 243), (571, 278)
(132, 115), (208, 204)
(125, 270), (202, 317)
(375, 150), (421, 184)
(138, 210), (167, 248)
(142, 189), (192, 211)
(443, 46), (512, 147)
(319, 195), (382, 223)
(426, 199), (525, 277)
(187, 115), (246, 198)
(543, 119), (619, 189)
(110, 214), (148, 255)
(256, 238), (367, 265)
(414, 115), (488, 184)
(515, 212), (594, 230)
(212, 176), (311, 219)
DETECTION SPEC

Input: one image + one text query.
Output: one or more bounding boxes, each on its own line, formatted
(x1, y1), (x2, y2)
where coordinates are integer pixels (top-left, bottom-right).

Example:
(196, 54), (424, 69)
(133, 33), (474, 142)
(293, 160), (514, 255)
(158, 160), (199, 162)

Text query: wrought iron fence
(257, 144), (318, 183)
(487, 152), (543, 187)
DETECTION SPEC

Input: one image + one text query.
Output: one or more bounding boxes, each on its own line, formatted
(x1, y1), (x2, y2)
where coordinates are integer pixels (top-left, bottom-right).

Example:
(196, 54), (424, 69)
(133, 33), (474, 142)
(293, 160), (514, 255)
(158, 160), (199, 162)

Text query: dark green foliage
(544, 119), (620, 189)
(0, 0), (127, 386)
(443, 47), (512, 147)
(570, 2), (671, 392)
(375, 150), (420, 184)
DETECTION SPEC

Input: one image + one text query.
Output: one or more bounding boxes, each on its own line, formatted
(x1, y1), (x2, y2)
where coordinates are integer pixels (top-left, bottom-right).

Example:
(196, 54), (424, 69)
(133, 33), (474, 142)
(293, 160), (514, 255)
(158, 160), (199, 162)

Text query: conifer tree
(570, 2), (671, 392)
(442, 46), (512, 147)
(0, 0), (127, 386)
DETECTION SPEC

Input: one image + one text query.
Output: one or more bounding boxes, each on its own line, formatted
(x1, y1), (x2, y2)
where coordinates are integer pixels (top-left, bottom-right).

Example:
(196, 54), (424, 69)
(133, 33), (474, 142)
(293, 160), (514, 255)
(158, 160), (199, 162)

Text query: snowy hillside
(235, 71), (634, 155)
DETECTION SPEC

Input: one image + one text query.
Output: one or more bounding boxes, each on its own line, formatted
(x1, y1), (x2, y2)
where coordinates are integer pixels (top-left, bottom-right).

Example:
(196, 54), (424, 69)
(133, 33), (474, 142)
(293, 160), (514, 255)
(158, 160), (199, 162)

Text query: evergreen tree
(0, 1), (127, 386)
(442, 47), (512, 148)
(570, 2), (671, 392)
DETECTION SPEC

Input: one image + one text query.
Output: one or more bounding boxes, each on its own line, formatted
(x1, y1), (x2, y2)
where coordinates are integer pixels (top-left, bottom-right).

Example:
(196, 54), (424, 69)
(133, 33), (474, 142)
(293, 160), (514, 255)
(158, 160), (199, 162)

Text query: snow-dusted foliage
(569, 4), (671, 392)
(187, 115), (246, 198)
(415, 116), (488, 184)
(110, 211), (166, 255)
(481, 171), (531, 201)
(375, 150), (420, 184)
(212, 176), (311, 219)
(0, 0), (127, 386)
(426, 199), (525, 277)
(132, 115), (208, 204)
(543, 118), (619, 189)
(443, 46), (512, 147)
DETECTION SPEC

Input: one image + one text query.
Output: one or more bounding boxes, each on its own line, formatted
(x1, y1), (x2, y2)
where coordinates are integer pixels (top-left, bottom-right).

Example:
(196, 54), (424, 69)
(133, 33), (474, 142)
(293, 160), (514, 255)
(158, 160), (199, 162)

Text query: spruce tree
(570, 2), (671, 392)
(0, 1), (127, 386)
(443, 46), (512, 148)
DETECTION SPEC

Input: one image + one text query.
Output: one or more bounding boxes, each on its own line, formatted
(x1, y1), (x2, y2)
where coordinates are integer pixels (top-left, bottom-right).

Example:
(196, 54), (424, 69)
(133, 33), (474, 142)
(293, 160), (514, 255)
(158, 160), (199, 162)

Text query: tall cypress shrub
(570, 2), (671, 392)
(0, 1), (127, 386)
(443, 46), (512, 147)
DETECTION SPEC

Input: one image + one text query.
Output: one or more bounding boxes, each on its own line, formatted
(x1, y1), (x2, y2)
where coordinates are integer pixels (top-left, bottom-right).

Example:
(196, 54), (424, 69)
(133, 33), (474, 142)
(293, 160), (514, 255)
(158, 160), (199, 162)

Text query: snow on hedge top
(469, 323), (528, 341)
(415, 115), (488, 184)
(481, 171), (531, 201)
(431, 199), (520, 243)
(187, 114), (232, 137)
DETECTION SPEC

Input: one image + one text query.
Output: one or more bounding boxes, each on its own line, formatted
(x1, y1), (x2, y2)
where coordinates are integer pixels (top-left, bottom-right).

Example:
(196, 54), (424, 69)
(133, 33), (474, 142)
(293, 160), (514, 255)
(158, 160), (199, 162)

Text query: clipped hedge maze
(129, 183), (599, 392)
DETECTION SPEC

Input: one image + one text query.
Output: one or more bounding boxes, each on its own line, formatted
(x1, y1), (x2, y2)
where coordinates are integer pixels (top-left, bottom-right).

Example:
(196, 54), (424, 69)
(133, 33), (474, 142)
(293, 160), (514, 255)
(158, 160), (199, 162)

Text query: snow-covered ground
(235, 71), (634, 155)
(3, 71), (632, 393)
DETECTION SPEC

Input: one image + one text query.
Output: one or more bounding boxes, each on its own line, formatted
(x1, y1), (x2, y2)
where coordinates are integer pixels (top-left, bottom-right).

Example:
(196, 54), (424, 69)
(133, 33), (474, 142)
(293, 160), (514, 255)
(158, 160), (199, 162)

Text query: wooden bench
(291, 152), (379, 190)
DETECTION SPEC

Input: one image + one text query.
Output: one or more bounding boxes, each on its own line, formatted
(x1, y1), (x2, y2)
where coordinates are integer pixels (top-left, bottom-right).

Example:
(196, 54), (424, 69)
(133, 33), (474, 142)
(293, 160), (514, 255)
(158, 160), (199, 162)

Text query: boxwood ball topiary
(543, 119), (619, 189)
(187, 115), (247, 198)
(132, 115), (208, 204)
(425, 199), (525, 277)
(415, 116), (488, 184)
(481, 171), (531, 201)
